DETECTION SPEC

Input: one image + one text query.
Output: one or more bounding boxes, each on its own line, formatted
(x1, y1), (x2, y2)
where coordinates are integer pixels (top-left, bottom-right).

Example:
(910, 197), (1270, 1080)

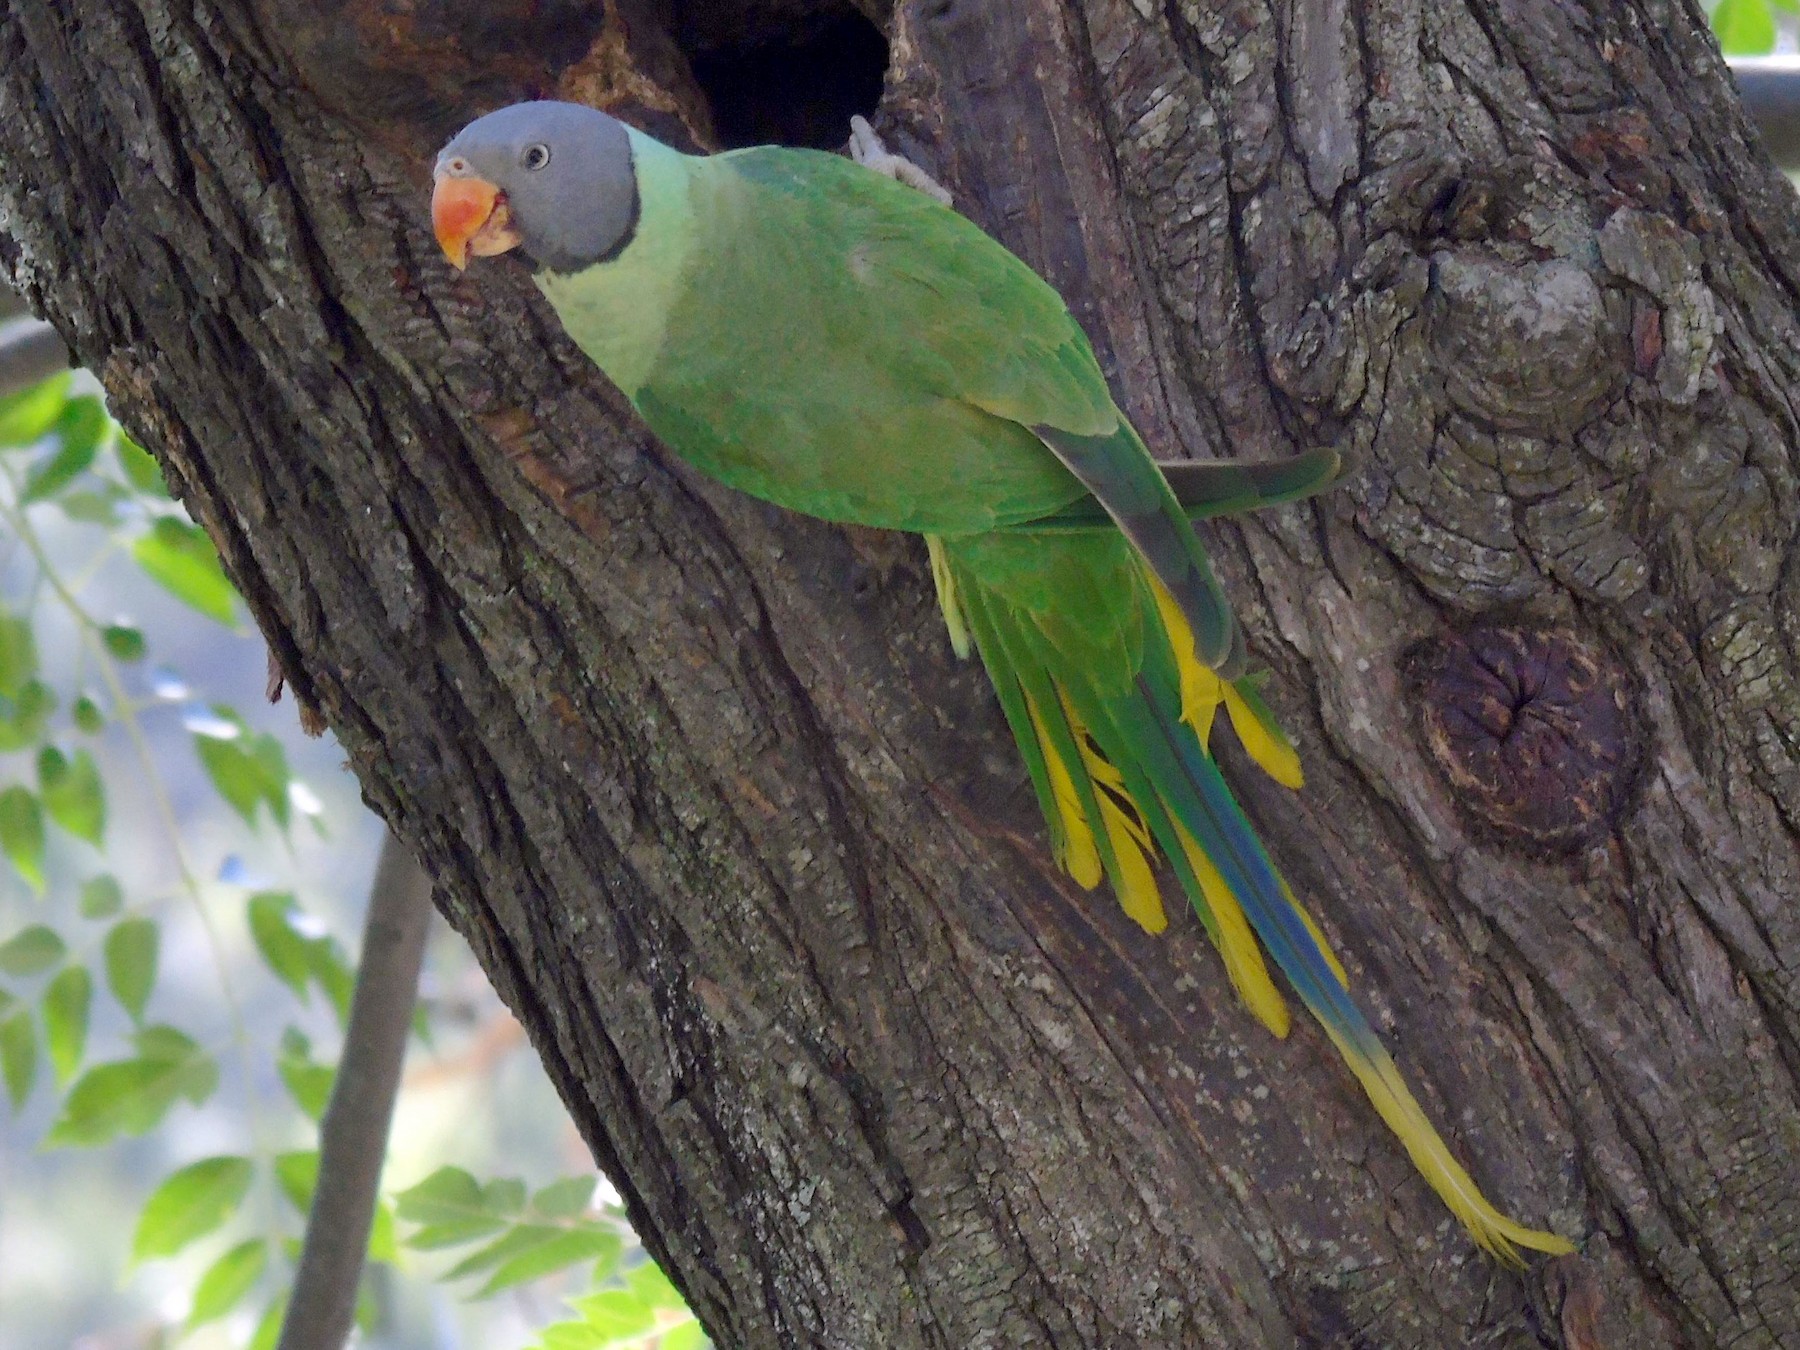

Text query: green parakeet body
(433, 101), (1573, 1261)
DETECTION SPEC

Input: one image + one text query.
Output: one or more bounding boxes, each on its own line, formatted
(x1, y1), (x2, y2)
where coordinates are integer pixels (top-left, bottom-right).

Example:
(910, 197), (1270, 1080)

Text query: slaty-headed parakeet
(431, 101), (1573, 1262)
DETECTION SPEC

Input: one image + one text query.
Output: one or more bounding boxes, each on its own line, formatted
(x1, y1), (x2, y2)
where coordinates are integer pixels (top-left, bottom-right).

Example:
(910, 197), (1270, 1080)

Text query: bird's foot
(848, 115), (953, 205)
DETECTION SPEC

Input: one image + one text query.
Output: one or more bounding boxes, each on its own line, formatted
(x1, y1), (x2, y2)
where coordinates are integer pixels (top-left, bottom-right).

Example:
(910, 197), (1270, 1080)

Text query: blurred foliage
(0, 372), (703, 1346)
(1710, 0), (1800, 53)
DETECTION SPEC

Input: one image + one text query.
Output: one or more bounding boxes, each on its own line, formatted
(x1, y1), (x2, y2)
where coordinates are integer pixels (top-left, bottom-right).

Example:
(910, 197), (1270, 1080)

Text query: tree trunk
(5, 1), (1799, 1344)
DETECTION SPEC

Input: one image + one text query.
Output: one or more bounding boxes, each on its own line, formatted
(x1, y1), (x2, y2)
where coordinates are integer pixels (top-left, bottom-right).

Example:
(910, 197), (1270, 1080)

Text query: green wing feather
(1035, 447), (1343, 529)
(1031, 423), (1239, 671)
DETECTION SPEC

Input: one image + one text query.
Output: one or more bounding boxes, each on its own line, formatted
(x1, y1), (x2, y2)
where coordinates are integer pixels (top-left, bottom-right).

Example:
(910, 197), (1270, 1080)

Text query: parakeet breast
(533, 129), (695, 397)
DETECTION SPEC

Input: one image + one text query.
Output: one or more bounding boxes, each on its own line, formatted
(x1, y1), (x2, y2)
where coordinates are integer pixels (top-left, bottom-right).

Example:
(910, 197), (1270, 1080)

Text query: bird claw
(848, 115), (953, 205)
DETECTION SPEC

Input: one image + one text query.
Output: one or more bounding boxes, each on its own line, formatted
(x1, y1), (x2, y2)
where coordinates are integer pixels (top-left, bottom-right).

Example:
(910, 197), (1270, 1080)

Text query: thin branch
(277, 832), (435, 1350)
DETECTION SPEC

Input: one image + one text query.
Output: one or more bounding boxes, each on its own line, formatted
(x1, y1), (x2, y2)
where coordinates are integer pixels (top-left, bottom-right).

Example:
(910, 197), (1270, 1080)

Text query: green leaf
(356, 1284), (379, 1335)
(41, 964), (91, 1083)
(0, 615), (37, 699)
(116, 434), (171, 497)
(20, 397), (107, 503)
(56, 396), (108, 457)
(484, 1176), (527, 1216)
(131, 517), (237, 625)
(21, 437), (96, 504)
(441, 1222), (556, 1278)
(249, 1292), (289, 1350)
(0, 1009), (36, 1108)
(78, 874), (123, 919)
(537, 1320), (611, 1350)
(626, 1261), (686, 1310)
(59, 487), (123, 525)
(393, 1164), (482, 1214)
(276, 1027), (333, 1120)
(534, 1231), (624, 1284)
(104, 918), (158, 1022)
(1713, 0), (1777, 52)
(132, 1155), (254, 1262)
(0, 679), (54, 751)
(395, 1166), (511, 1249)
(248, 733), (292, 829)
(46, 1026), (216, 1146)
(247, 892), (310, 998)
(303, 934), (354, 1022)
(72, 695), (105, 733)
(197, 725), (291, 830)
(659, 1318), (706, 1350)
(38, 745), (106, 844)
(568, 1290), (654, 1340)
(195, 734), (258, 825)
(0, 788), (45, 892)
(0, 924), (64, 976)
(0, 372), (70, 447)
(136, 1023), (205, 1060)
(450, 1224), (624, 1296)
(187, 1238), (268, 1330)
(101, 624), (147, 661)
(274, 1149), (319, 1213)
(532, 1175), (598, 1219)
(368, 1198), (400, 1264)
(244, 891), (350, 1018)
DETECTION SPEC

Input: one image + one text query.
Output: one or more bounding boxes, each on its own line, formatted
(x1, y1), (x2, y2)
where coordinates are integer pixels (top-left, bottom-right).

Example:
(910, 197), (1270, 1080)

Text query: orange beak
(432, 173), (514, 271)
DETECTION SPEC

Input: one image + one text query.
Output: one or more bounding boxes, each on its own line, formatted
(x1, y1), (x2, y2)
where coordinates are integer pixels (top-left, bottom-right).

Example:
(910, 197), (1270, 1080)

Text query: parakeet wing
(1034, 448), (1345, 531)
(709, 149), (1243, 665)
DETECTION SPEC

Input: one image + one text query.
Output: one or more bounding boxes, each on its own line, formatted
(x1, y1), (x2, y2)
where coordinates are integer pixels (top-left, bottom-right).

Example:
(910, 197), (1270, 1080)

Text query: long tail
(944, 534), (1574, 1263)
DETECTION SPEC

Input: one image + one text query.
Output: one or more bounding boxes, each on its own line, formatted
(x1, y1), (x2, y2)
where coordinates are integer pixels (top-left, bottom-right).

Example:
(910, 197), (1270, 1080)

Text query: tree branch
(277, 833), (434, 1350)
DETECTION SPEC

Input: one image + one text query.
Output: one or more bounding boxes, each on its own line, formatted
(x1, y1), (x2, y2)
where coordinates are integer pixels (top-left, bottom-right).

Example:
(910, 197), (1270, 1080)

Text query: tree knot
(1425, 253), (1622, 434)
(1407, 623), (1639, 853)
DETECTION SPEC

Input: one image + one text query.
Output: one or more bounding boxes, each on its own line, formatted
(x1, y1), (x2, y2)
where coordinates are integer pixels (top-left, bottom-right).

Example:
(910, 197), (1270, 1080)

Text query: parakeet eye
(522, 143), (551, 171)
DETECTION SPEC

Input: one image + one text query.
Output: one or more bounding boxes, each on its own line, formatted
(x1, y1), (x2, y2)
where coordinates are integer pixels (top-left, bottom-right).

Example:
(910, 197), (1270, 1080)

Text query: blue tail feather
(1122, 670), (1381, 1052)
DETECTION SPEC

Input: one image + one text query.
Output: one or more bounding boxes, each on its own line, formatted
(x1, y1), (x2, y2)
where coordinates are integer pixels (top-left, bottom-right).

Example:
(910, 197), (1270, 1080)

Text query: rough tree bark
(3, 1), (1798, 1345)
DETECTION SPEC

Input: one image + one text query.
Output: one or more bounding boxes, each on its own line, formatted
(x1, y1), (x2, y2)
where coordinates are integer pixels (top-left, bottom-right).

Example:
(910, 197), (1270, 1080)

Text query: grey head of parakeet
(433, 101), (638, 275)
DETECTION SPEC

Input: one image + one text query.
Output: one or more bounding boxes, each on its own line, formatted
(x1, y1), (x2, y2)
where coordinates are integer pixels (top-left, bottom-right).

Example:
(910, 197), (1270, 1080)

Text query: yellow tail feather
(1172, 820), (1291, 1037)
(1146, 570), (1225, 740)
(1099, 808), (1165, 933)
(1146, 570), (1303, 788)
(1060, 690), (1166, 932)
(1023, 690), (1104, 889)
(1024, 687), (1167, 931)
(1322, 1026), (1577, 1264)
(1065, 723), (1166, 936)
(1222, 681), (1303, 789)
(926, 535), (973, 659)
